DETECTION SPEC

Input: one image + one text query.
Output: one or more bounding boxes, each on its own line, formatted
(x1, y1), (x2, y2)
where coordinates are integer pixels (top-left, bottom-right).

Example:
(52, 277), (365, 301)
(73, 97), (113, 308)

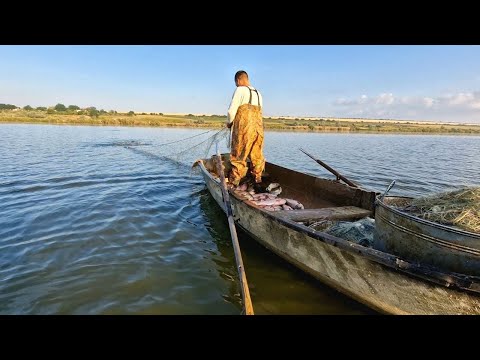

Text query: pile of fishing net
(308, 218), (375, 247)
(400, 187), (480, 233)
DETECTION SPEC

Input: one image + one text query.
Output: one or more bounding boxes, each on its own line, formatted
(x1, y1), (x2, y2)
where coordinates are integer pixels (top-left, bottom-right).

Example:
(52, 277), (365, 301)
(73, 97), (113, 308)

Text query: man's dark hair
(235, 70), (248, 82)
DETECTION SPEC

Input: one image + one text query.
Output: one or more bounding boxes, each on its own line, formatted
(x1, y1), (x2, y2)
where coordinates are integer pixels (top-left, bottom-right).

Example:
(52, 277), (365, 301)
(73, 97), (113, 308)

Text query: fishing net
(121, 126), (231, 178)
(398, 187), (480, 233)
(141, 126), (231, 177)
(308, 218), (375, 247)
(168, 127), (231, 164)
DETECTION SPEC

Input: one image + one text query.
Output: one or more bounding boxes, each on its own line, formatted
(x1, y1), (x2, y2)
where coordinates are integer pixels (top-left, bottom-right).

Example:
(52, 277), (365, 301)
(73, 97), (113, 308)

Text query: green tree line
(0, 103), (136, 116)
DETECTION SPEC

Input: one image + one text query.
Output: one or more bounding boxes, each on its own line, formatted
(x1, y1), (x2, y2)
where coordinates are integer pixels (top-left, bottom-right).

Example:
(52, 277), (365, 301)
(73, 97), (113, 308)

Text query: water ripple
(1, 125), (478, 314)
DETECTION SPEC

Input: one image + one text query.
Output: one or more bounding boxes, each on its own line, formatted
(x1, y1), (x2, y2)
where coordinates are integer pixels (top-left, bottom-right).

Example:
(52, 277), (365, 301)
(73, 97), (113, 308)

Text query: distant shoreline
(161, 113), (479, 126)
(2, 110), (480, 135)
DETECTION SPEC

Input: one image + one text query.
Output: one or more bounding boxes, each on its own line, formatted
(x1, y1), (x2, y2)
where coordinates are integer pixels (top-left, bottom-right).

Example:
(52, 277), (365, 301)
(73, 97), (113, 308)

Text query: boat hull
(196, 157), (480, 314)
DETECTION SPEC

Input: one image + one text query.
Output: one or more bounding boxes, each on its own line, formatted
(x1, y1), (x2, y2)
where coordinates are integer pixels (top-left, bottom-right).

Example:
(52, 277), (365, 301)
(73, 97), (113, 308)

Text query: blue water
(1, 124), (479, 314)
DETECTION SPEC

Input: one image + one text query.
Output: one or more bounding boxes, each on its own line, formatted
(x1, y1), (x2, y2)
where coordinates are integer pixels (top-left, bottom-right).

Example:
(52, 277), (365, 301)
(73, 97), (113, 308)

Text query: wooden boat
(193, 153), (480, 315)
(374, 196), (480, 277)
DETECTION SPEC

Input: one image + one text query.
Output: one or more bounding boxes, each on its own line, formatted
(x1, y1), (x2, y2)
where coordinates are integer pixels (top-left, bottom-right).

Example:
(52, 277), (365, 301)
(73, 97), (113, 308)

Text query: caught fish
(274, 198), (287, 206)
(285, 199), (305, 210)
(264, 193), (278, 199)
(266, 182), (282, 196)
(266, 183), (280, 191)
(236, 183), (248, 191)
(253, 198), (287, 206)
(263, 205), (283, 211)
(263, 205), (275, 211)
(234, 190), (254, 201)
(282, 204), (293, 210)
(252, 193), (268, 200)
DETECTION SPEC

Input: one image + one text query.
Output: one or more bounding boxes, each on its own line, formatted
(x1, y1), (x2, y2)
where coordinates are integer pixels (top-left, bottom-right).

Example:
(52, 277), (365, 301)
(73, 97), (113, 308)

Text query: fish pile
(232, 182), (305, 212)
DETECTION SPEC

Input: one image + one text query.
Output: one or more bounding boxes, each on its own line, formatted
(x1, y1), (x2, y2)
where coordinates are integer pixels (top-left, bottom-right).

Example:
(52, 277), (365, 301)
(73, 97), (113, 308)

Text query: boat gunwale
(195, 157), (480, 296)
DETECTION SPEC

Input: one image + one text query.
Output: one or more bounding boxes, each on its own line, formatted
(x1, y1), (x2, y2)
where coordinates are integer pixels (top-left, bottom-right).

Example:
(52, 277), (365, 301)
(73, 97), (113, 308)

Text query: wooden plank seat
(275, 206), (372, 222)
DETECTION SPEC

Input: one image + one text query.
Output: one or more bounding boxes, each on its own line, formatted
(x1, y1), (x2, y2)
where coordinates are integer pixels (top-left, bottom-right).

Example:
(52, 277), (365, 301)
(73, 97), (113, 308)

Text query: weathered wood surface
(194, 156), (480, 314)
(275, 206), (372, 222)
(213, 153), (254, 315)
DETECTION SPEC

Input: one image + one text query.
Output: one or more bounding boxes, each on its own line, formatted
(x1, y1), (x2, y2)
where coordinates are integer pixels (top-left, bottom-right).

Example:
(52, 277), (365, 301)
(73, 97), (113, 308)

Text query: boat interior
(201, 154), (378, 225)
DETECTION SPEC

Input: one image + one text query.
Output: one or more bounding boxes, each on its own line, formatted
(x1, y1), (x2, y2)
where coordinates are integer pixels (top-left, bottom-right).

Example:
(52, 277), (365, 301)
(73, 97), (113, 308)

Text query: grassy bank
(2, 110), (480, 134)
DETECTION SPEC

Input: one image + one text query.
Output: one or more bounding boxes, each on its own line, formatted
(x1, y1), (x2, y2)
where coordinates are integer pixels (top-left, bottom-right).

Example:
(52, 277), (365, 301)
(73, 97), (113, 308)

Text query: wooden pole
(214, 151), (254, 315)
(299, 148), (359, 188)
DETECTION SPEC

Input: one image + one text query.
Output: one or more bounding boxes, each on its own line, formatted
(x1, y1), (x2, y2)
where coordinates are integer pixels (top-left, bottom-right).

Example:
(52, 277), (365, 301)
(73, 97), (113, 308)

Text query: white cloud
(375, 93), (394, 105)
(333, 91), (480, 122)
(423, 97), (435, 108)
(447, 92), (474, 106)
(334, 98), (348, 105)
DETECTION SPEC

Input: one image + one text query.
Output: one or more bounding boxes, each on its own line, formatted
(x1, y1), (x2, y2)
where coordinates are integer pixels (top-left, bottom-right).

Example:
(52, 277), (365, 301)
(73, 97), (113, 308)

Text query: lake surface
(1, 124), (479, 314)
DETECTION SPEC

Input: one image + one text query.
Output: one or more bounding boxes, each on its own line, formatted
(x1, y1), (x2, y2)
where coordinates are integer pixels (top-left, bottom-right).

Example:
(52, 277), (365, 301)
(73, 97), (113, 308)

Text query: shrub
(54, 103), (67, 112)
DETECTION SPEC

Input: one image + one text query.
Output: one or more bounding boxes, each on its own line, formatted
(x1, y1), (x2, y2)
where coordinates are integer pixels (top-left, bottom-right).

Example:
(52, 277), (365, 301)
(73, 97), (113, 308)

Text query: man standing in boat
(226, 70), (265, 188)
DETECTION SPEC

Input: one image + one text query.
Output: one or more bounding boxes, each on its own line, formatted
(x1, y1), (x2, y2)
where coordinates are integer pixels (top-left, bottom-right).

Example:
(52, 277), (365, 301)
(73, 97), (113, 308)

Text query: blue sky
(1, 45), (480, 123)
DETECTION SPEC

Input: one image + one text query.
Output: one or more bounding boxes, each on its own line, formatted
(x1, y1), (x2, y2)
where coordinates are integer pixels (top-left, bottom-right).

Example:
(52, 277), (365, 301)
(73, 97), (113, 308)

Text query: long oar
(214, 151), (254, 315)
(299, 148), (359, 188)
